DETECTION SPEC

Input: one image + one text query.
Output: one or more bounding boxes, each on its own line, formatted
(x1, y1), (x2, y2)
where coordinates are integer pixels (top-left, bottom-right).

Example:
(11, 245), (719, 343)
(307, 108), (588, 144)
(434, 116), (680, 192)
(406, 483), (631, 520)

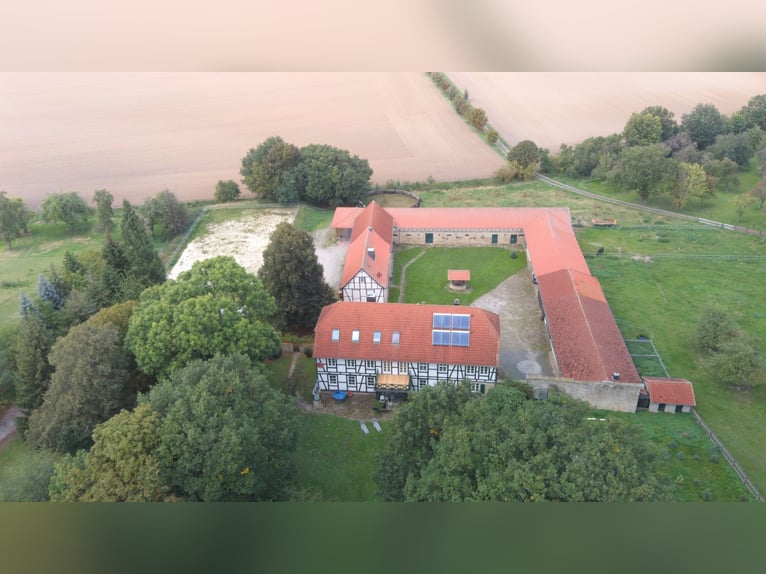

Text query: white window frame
(465, 365), (476, 375)
(479, 366), (489, 376)
(331, 328), (340, 342)
(352, 330), (360, 342)
(346, 359), (356, 369)
(382, 361), (392, 373)
(329, 374), (338, 385)
(418, 363), (428, 372)
(365, 360), (375, 369)
(471, 382), (481, 393)
(438, 364), (448, 374)
(418, 379), (428, 389)
(367, 375), (376, 387)
(326, 358), (337, 368)
(348, 375), (356, 386)
(392, 332), (400, 344)
(373, 331), (381, 343)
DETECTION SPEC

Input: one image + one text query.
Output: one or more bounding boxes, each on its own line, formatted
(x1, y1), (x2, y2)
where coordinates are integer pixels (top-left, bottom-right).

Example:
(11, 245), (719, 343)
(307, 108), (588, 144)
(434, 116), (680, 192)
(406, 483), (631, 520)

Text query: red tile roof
(448, 270), (470, 281)
(330, 203), (640, 386)
(350, 201), (393, 244)
(536, 269), (640, 383)
(340, 228), (391, 289)
(314, 302), (500, 367)
(644, 377), (696, 406)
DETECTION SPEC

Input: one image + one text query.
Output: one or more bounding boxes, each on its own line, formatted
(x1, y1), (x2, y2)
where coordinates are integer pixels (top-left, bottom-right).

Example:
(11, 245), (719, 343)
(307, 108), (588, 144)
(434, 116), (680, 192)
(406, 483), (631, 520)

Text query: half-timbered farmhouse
(319, 201), (695, 411)
(314, 301), (500, 395)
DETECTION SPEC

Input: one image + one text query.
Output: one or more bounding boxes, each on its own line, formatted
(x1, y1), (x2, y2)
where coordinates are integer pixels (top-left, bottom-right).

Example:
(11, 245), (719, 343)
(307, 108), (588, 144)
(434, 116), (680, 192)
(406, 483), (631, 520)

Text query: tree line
(536, 95), (766, 215)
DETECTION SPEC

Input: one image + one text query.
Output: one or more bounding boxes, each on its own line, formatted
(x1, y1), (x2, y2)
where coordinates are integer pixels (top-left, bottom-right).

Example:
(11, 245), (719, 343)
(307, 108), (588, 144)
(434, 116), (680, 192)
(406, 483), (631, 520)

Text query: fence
(535, 173), (765, 238)
(691, 409), (764, 502)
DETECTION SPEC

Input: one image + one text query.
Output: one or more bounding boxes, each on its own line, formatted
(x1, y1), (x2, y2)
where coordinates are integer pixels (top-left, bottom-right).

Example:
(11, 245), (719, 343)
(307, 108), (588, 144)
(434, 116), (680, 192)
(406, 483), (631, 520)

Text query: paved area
(471, 271), (556, 381)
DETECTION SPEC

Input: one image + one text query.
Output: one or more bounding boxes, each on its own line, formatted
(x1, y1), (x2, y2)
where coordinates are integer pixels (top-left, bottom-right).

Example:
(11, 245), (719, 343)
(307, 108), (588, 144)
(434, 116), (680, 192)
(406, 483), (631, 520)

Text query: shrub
(486, 129), (499, 146)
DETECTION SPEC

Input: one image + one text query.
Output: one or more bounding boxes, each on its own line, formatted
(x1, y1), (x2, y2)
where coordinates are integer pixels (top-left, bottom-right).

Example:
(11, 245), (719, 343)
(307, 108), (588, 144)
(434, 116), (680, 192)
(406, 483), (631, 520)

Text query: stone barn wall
(525, 375), (642, 413)
(394, 229), (525, 247)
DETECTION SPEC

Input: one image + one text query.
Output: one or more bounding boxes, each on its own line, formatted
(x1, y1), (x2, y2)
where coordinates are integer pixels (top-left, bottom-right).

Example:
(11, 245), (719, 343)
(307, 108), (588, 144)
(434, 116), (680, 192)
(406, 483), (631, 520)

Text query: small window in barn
(373, 331), (381, 343)
(352, 330), (360, 342)
(365, 360), (375, 369)
(658, 403), (666, 412)
(510, 234), (518, 244)
(392, 331), (400, 344)
(366, 295), (376, 302)
(675, 405), (684, 413)
(331, 329), (340, 342)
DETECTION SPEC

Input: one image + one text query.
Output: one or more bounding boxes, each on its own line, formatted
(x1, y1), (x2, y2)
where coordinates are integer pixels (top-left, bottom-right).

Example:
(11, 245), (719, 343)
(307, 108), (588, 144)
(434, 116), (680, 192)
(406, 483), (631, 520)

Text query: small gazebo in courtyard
(448, 269), (470, 291)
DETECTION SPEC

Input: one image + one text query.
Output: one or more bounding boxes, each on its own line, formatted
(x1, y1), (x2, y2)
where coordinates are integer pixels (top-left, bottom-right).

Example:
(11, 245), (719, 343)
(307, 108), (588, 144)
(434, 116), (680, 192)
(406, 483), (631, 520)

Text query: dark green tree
(125, 256), (281, 378)
(507, 140), (541, 169)
(41, 192), (92, 231)
(142, 189), (189, 240)
(48, 404), (173, 502)
(214, 179), (241, 203)
(486, 129), (499, 146)
(14, 313), (54, 416)
(681, 103), (728, 149)
(0, 191), (32, 249)
(144, 354), (299, 501)
(694, 306), (738, 353)
(705, 158), (740, 193)
(615, 144), (677, 201)
(26, 323), (134, 453)
(623, 112), (663, 146)
(467, 107), (488, 132)
(373, 382), (474, 501)
(293, 144), (373, 207)
(708, 132), (754, 166)
(404, 385), (664, 502)
(120, 200), (165, 287)
(741, 94), (766, 130)
(757, 147), (766, 179)
(0, 325), (18, 409)
(258, 222), (336, 332)
(92, 189), (115, 235)
(240, 136), (301, 200)
(641, 105), (678, 141)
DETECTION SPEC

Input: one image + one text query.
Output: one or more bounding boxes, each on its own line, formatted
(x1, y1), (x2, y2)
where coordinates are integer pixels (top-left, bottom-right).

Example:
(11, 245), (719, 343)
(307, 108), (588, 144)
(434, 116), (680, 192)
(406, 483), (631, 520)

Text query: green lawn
(263, 352), (317, 402)
(393, 246), (526, 305)
(551, 158), (765, 231)
(293, 204), (334, 232)
(0, 219), (120, 330)
(594, 411), (753, 502)
(579, 225), (766, 493)
(293, 413), (386, 501)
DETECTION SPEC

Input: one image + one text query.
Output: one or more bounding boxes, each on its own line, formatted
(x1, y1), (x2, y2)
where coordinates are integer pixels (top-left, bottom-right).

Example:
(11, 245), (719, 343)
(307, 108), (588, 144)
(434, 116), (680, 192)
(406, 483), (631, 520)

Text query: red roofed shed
(644, 377), (696, 413)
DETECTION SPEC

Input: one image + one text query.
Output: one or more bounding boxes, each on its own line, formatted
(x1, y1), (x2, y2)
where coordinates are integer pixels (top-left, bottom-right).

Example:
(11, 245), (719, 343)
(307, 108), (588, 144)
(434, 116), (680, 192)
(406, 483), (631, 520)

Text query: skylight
(373, 331), (381, 343)
(452, 314), (471, 330)
(392, 331), (400, 344)
(352, 330), (360, 342)
(433, 313), (452, 329)
(451, 331), (470, 347)
(331, 328), (340, 342)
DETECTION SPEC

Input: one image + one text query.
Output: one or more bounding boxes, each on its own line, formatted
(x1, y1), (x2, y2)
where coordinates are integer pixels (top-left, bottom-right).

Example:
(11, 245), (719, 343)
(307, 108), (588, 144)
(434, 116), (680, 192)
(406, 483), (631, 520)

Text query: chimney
(612, 372), (620, 381)
(367, 247), (375, 260)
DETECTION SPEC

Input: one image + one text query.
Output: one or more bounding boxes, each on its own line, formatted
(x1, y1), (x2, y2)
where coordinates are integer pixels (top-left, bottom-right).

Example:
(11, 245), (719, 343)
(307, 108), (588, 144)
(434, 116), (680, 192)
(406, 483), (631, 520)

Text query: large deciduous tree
(125, 256), (281, 378)
(25, 323), (134, 453)
(0, 191), (32, 249)
(92, 189), (115, 235)
(48, 404), (172, 502)
(681, 103), (728, 150)
(141, 189), (190, 240)
(258, 222), (335, 332)
(741, 94), (766, 130)
(708, 132), (754, 167)
(402, 385), (665, 502)
(373, 382), (474, 501)
(675, 162), (713, 209)
(641, 105), (677, 141)
(41, 192), (92, 231)
(293, 144), (373, 207)
(240, 136), (301, 200)
(615, 144), (677, 200)
(144, 354), (299, 501)
(623, 112), (663, 146)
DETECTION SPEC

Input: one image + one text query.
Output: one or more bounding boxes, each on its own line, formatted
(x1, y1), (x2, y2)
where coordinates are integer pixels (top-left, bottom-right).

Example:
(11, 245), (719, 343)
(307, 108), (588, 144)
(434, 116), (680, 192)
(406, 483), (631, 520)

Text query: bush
(214, 180), (241, 203)
(486, 129), (499, 146)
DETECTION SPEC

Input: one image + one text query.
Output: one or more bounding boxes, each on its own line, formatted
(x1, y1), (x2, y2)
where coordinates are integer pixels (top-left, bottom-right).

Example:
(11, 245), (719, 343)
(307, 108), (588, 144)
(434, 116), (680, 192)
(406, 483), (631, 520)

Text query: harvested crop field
(1, 72), (504, 209)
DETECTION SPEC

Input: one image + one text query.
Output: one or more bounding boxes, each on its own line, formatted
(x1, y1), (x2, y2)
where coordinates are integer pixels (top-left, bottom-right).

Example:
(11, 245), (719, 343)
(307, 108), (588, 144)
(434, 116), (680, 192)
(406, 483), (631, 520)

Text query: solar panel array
(432, 313), (471, 347)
